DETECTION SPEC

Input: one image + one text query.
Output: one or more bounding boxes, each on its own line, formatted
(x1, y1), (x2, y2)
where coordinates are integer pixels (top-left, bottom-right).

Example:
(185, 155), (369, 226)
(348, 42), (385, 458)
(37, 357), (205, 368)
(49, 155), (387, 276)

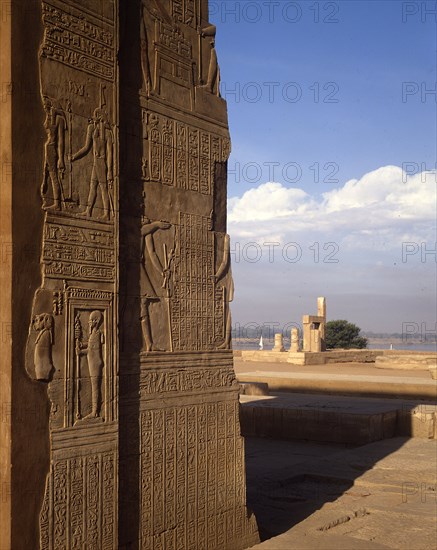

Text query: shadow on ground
(243, 393), (434, 542)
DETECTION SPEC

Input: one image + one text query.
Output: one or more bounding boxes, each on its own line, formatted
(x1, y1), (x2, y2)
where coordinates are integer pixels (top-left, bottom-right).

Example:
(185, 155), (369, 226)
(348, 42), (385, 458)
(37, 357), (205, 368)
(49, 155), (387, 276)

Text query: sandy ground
(234, 358), (432, 379)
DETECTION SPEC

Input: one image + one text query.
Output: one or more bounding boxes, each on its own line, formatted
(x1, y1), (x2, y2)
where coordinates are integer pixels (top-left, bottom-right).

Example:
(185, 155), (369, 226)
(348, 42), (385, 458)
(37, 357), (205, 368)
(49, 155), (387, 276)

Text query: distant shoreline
(232, 337), (436, 353)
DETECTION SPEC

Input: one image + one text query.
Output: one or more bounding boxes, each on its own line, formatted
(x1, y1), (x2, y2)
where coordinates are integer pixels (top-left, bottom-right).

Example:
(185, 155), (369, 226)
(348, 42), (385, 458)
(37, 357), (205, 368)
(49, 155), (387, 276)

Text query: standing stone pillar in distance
(272, 333), (285, 352)
(290, 327), (301, 352)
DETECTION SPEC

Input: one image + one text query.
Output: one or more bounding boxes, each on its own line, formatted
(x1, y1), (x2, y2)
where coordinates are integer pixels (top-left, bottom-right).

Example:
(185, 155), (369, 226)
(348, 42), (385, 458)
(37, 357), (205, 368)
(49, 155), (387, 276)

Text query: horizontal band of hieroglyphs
(41, 3), (115, 81)
(139, 368), (238, 395)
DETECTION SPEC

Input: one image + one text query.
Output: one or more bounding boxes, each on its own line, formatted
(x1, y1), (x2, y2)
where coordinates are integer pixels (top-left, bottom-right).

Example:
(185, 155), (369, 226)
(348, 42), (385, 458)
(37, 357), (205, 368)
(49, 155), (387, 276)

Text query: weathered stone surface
(302, 296), (326, 352)
(240, 393), (437, 443)
(0, 1), (258, 548)
(246, 437), (437, 549)
(289, 327), (300, 352)
(237, 372), (437, 401)
(240, 393), (399, 445)
(240, 382), (270, 396)
(375, 354), (437, 370)
(272, 333), (285, 352)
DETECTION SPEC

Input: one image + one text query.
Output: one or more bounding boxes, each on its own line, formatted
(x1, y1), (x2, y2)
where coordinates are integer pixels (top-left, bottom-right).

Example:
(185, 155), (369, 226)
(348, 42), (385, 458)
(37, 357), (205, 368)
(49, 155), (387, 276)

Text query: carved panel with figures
(23, 0), (119, 547)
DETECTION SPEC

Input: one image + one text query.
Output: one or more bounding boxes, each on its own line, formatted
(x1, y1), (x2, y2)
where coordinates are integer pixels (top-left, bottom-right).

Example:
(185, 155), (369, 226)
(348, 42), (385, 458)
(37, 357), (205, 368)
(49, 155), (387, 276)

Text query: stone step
(240, 393), (437, 444)
(238, 371), (437, 401)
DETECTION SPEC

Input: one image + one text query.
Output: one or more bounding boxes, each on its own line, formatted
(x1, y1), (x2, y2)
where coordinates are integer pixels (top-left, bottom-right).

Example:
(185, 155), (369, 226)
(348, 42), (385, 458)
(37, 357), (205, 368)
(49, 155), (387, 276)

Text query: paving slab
(246, 437), (437, 550)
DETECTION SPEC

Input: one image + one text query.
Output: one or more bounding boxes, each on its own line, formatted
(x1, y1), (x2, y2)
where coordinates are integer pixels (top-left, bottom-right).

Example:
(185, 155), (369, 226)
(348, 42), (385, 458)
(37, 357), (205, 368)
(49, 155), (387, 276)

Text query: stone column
(118, 1), (259, 548)
(302, 316), (311, 352)
(2, 1), (118, 547)
(272, 333), (285, 352)
(1, 1), (259, 548)
(318, 296), (327, 351)
(310, 324), (322, 352)
(290, 327), (300, 352)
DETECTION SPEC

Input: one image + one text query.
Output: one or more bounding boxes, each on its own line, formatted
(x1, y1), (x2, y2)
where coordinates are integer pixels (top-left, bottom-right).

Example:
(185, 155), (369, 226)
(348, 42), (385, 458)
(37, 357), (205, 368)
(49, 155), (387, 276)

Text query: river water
(232, 340), (436, 353)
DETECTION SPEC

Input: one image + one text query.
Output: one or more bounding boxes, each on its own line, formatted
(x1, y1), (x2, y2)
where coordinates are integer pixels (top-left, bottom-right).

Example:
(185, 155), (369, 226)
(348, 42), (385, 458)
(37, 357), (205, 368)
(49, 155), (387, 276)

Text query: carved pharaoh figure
(76, 310), (105, 419)
(40, 96), (66, 210)
(71, 108), (114, 220)
(140, 1), (152, 95)
(200, 24), (220, 96)
(215, 233), (234, 349)
(140, 217), (173, 352)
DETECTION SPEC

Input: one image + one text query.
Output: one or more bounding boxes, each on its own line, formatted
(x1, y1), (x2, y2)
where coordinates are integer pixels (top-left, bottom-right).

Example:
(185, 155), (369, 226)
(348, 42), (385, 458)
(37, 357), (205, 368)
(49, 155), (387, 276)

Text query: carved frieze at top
(41, 1), (116, 82)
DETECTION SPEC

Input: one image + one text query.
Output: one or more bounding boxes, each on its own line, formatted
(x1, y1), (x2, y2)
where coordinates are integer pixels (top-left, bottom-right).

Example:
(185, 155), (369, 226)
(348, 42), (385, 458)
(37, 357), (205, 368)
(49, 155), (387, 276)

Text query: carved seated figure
(33, 313), (55, 381)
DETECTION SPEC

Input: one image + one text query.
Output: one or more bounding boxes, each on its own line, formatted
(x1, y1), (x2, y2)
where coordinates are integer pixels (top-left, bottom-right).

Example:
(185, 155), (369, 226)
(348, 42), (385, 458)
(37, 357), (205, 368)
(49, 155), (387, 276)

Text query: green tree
(325, 320), (368, 349)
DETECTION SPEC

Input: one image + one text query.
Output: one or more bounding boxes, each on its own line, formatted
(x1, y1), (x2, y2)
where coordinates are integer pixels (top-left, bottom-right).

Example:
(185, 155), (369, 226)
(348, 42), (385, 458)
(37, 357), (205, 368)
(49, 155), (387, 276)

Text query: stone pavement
(234, 358), (433, 378)
(246, 437), (437, 549)
(235, 358), (436, 401)
(240, 392), (437, 443)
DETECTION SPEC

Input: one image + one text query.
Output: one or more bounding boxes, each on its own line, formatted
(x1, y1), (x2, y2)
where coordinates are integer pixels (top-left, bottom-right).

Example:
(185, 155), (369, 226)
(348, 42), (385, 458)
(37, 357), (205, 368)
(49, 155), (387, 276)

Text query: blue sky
(210, 1), (437, 334)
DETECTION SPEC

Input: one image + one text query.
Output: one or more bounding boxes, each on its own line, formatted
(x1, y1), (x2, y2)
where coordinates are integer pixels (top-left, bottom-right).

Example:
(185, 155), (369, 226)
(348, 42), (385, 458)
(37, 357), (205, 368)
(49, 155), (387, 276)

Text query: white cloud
(228, 166), (436, 250)
(228, 181), (311, 222)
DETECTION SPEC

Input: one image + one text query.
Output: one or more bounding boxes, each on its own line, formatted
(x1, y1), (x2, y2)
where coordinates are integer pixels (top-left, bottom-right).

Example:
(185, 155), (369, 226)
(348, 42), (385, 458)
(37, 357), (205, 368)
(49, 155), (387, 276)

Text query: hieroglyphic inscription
(139, 401), (255, 550)
(70, 458), (84, 548)
(139, 366), (238, 396)
(53, 460), (68, 549)
(159, 21), (192, 59)
(40, 452), (117, 550)
(140, 413), (153, 549)
(145, 111), (229, 195)
(41, 2), (115, 81)
(39, 476), (51, 548)
(170, 213), (224, 350)
(42, 217), (115, 282)
(171, 0), (196, 27)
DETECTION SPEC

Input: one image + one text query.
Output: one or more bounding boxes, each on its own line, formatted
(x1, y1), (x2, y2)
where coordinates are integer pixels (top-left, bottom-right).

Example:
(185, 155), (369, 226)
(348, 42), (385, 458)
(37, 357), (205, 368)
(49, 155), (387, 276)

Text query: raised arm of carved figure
(71, 123), (93, 161)
(215, 233), (230, 282)
(145, 234), (164, 275)
(140, 220), (171, 237)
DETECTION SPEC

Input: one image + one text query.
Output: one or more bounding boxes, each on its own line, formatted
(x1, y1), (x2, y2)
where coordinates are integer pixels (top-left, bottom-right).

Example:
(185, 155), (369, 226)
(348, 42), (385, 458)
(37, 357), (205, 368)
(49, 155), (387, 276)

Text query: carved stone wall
(2, 0), (258, 548)
(119, 0), (259, 548)
(24, 0), (119, 547)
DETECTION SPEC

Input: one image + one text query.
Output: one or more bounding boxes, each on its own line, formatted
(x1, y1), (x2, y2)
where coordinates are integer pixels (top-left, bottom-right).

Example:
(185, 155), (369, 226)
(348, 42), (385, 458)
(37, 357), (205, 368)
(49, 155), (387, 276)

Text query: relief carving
(26, 1), (119, 546)
(215, 233), (234, 349)
(165, 212), (230, 351)
(199, 24), (220, 96)
(140, 217), (174, 352)
(144, 110), (228, 194)
(33, 313), (55, 381)
(41, 96), (67, 211)
(71, 106), (114, 221)
(69, 300), (113, 426)
(41, 2), (115, 81)
(20, 0), (258, 547)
